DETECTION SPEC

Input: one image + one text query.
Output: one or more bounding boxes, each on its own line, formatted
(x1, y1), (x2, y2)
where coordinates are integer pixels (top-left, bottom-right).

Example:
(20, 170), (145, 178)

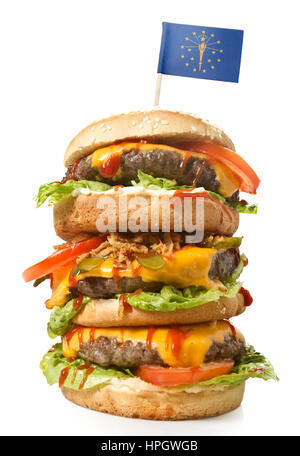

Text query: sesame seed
(155, 117), (160, 122)
(101, 128), (107, 133)
(91, 125), (96, 131)
(99, 123), (105, 128)
(138, 123), (143, 129)
(191, 126), (197, 132)
(153, 123), (158, 129)
(91, 136), (96, 142)
(131, 121), (136, 126)
(161, 120), (169, 125)
(107, 126), (112, 131)
(147, 119), (153, 123)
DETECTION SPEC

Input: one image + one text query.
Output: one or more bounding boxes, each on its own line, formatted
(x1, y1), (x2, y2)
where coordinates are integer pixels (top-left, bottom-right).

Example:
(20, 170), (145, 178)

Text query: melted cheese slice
(75, 247), (221, 290)
(62, 321), (244, 368)
(46, 247), (222, 308)
(90, 142), (240, 197)
(45, 264), (74, 309)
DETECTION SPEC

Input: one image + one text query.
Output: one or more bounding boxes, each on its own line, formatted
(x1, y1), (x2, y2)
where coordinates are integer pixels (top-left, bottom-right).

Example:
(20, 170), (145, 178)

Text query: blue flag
(157, 22), (244, 83)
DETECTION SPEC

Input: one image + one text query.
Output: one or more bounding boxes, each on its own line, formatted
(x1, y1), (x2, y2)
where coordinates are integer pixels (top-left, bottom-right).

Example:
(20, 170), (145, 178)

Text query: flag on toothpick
(157, 22), (244, 83)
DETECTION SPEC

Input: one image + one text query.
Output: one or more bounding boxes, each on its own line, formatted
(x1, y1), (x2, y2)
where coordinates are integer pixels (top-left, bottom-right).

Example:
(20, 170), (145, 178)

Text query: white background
(1, 0), (299, 436)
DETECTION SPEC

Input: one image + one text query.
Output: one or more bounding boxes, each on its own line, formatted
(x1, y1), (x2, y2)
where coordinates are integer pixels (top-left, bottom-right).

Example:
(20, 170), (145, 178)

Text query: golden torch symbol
(180, 31), (223, 72)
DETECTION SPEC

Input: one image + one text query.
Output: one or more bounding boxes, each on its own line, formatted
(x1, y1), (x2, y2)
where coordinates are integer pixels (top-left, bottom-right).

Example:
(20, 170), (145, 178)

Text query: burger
(23, 110), (277, 420)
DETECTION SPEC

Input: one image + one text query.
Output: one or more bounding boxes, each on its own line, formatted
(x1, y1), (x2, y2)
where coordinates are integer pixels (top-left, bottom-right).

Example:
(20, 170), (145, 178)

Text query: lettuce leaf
(36, 172), (257, 214)
(207, 190), (257, 215)
(194, 345), (278, 386)
(40, 343), (277, 391)
(132, 170), (192, 190)
(47, 296), (91, 338)
(35, 180), (112, 207)
(40, 343), (133, 390)
(122, 255), (246, 312)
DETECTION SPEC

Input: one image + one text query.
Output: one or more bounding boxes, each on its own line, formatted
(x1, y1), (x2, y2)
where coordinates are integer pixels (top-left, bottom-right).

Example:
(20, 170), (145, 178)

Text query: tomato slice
(177, 142), (260, 194)
(22, 237), (105, 282)
(135, 361), (234, 386)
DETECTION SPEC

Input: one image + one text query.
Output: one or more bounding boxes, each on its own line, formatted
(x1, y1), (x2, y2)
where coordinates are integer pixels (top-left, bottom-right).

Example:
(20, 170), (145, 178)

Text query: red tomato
(177, 142), (260, 194)
(135, 361), (234, 386)
(22, 237), (104, 282)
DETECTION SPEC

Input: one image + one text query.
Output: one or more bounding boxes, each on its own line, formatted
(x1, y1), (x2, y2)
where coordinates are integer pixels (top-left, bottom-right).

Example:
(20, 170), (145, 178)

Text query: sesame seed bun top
(64, 109), (235, 168)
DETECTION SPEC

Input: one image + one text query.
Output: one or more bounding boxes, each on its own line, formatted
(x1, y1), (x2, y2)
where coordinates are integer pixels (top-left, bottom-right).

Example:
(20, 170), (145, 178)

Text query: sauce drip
(59, 366), (70, 388)
(146, 327), (157, 349)
(71, 159), (81, 180)
(65, 326), (85, 346)
(165, 327), (193, 358)
(99, 153), (121, 178)
(114, 185), (125, 191)
(77, 362), (94, 390)
(180, 152), (191, 171)
(119, 294), (133, 313)
(224, 320), (238, 346)
(89, 328), (96, 346)
(240, 287), (253, 307)
(192, 162), (207, 187)
(73, 294), (83, 311)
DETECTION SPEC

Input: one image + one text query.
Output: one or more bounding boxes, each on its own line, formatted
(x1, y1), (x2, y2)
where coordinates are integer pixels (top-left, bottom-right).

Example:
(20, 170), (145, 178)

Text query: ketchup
(192, 162), (207, 187)
(180, 152), (191, 171)
(165, 327), (193, 358)
(59, 366), (70, 388)
(240, 287), (253, 307)
(146, 327), (157, 349)
(89, 328), (96, 346)
(73, 294), (83, 311)
(224, 320), (238, 344)
(114, 185), (125, 191)
(99, 154), (121, 178)
(75, 362), (95, 390)
(65, 326), (85, 345)
(119, 294), (133, 313)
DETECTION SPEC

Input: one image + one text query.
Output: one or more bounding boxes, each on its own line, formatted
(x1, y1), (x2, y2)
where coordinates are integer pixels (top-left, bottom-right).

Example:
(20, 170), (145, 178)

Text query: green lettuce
(132, 170), (192, 190)
(36, 172), (257, 214)
(207, 190), (257, 214)
(47, 296), (91, 338)
(35, 180), (112, 207)
(40, 343), (277, 391)
(40, 343), (133, 390)
(194, 345), (278, 387)
(122, 255), (246, 312)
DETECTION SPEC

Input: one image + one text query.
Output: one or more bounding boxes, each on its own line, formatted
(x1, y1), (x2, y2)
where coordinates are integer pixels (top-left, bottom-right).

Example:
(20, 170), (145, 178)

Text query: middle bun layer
(73, 293), (245, 327)
(53, 189), (239, 241)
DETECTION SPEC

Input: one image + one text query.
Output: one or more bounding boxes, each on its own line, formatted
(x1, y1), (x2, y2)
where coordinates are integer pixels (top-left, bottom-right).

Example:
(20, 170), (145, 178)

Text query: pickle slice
(136, 253), (165, 270)
(71, 257), (104, 277)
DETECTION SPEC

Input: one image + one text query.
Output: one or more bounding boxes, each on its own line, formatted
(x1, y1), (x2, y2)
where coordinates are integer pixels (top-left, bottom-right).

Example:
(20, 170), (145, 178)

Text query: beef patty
(76, 248), (240, 299)
(77, 335), (245, 368)
(64, 146), (239, 200)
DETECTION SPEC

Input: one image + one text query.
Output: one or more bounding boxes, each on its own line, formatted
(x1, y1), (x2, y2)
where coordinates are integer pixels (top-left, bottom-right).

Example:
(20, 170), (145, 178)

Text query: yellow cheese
(75, 247), (222, 290)
(90, 142), (239, 197)
(45, 265), (73, 309)
(62, 321), (244, 367)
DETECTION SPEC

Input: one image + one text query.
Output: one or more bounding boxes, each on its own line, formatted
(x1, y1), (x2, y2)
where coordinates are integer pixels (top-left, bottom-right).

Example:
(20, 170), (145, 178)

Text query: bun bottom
(61, 378), (245, 420)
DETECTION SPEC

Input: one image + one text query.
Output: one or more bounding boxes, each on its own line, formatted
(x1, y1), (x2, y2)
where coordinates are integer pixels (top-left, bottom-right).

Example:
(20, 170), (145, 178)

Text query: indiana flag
(157, 22), (244, 83)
